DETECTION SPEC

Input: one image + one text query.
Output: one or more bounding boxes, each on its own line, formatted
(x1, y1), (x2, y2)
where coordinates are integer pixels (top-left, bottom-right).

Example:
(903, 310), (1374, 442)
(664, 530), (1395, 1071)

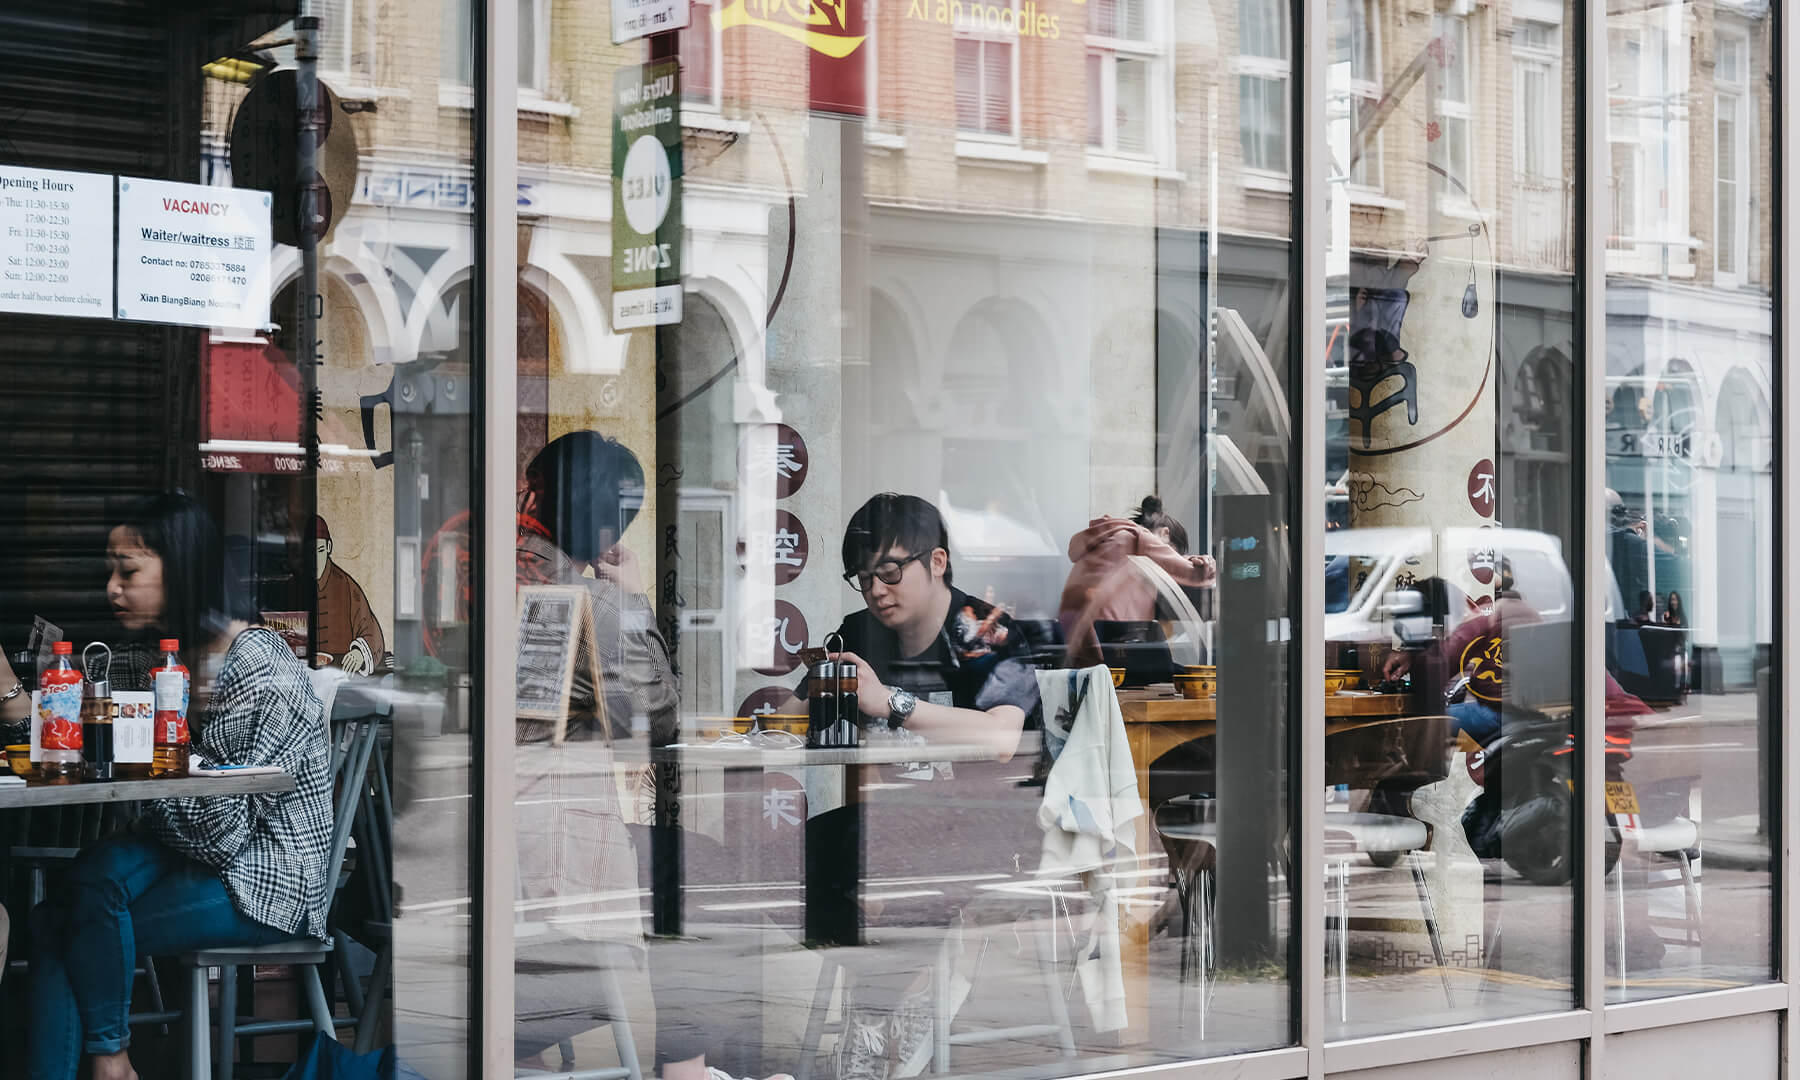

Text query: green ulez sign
(611, 60), (683, 329)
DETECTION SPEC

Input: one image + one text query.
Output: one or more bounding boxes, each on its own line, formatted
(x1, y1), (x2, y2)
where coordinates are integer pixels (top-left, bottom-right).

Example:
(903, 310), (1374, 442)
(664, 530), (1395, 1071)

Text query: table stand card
(515, 584), (607, 746)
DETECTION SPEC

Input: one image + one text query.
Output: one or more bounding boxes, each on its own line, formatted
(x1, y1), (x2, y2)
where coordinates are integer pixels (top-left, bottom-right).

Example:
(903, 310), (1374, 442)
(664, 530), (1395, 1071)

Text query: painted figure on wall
(315, 515), (387, 674)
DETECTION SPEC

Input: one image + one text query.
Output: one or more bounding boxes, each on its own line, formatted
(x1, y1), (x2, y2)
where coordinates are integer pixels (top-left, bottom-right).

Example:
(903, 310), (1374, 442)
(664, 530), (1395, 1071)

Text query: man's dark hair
(114, 492), (255, 651)
(1131, 495), (1189, 555)
(525, 431), (646, 563)
(843, 492), (953, 586)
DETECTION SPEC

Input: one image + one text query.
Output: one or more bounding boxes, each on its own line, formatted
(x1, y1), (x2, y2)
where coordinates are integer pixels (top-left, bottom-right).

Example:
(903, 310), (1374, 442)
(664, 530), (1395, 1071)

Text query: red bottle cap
(159, 639), (180, 652)
(52, 641), (72, 655)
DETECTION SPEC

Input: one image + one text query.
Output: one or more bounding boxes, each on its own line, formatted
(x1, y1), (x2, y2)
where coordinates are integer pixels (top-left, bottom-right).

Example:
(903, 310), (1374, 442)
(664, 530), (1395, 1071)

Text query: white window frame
(1333, 0), (1384, 195)
(681, 0), (725, 114)
(1713, 21), (1751, 286)
(1235, 0), (1290, 180)
(519, 0), (550, 95)
(954, 0), (1021, 143)
(1512, 19), (1561, 184)
(1085, 0), (1167, 163)
(1429, 12), (1475, 205)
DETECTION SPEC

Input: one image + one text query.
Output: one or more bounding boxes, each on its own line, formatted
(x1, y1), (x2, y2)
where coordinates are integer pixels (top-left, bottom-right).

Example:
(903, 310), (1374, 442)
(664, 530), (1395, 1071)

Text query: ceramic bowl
(1108, 667), (1127, 688)
(1325, 669), (1362, 695)
(6, 745), (35, 779)
(1174, 673), (1216, 699)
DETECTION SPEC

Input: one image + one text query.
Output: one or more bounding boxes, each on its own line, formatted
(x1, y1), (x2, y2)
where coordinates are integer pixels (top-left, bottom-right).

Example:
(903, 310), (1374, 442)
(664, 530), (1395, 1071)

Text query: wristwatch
(887, 686), (917, 728)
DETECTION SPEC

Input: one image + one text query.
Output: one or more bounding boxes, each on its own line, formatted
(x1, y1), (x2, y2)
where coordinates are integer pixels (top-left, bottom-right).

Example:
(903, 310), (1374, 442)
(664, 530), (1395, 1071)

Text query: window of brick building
(1715, 24), (1750, 282)
(1237, 0), (1289, 175)
(681, 0), (721, 108)
(1086, 0), (1158, 158)
(955, 5), (1018, 138)
(1428, 12), (1474, 201)
(1331, 0), (1382, 189)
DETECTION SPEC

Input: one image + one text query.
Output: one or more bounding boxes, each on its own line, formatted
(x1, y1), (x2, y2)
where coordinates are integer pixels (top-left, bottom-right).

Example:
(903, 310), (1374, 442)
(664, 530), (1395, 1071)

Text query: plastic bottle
(150, 639), (191, 778)
(38, 641), (84, 784)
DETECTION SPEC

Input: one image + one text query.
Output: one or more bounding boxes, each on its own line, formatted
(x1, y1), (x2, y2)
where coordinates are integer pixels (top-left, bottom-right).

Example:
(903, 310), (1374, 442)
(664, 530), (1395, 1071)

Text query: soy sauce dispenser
(807, 659), (838, 748)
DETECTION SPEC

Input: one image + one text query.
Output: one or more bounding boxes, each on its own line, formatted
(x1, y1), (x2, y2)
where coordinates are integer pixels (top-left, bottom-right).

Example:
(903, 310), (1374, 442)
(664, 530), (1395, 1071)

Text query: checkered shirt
(143, 628), (333, 939)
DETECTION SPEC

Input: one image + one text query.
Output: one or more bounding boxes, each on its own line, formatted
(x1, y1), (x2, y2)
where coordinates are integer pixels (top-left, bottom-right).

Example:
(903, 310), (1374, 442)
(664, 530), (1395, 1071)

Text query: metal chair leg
(1197, 868), (1213, 1040)
(353, 944), (393, 1054)
(1614, 853), (1628, 994)
(143, 957), (171, 1036)
(796, 955), (839, 1080)
(933, 939), (953, 1075)
(189, 964), (212, 1080)
(599, 963), (644, 1080)
(1407, 853), (1455, 1008)
(1677, 851), (1702, 947)
(333, 931), (365, 1018)
(302, 964), (336, 1036)
(1030, 925), (1076, 1057)
(1335, 861), (1348, 1023)
(215, 964), (237, 1080)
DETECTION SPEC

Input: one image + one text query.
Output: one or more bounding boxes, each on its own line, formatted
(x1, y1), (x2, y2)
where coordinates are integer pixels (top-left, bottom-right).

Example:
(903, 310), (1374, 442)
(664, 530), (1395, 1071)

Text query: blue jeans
(29, 831), (290, 1080)
(1448, 699), (1502, 745)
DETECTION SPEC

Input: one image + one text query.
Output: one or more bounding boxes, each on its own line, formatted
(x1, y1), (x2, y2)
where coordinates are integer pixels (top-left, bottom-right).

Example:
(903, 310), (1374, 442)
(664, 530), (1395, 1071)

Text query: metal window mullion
(478, 0), (520, 1074)
(1579, 0), (1609, 1072)
(1298, 0), (1327, 1073)
(1779, 0), (1798, 1068)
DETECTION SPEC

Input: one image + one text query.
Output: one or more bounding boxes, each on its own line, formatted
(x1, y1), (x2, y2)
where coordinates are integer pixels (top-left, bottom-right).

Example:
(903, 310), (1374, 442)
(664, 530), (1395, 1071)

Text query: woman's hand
(594, 544), (644, 594)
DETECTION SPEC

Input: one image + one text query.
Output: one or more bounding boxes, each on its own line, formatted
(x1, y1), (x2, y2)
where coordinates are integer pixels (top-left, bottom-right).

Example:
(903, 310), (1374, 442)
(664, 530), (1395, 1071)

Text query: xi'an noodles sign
(713, 0), (1080, 113)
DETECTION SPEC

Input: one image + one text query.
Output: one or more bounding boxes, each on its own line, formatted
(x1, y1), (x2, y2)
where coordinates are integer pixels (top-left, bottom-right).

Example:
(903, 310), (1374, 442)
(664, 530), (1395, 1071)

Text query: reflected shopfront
(0, 1), (1791, 1079)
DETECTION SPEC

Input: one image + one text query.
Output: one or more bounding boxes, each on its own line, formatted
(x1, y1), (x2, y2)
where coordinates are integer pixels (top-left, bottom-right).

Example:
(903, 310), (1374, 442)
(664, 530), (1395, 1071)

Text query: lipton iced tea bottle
(150, 639), (190, 778)
(38, 641), (84, 784)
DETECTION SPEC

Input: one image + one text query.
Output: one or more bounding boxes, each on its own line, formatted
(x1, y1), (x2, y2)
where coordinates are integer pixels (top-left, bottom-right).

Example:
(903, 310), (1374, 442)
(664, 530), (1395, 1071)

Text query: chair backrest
(323, 718), (381, 905)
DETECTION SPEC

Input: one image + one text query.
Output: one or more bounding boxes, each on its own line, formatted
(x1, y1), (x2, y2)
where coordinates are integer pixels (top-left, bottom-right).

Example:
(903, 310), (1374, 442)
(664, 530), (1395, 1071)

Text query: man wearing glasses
(791, 491), (1038, 762)
(786, 493), (1041, 1080)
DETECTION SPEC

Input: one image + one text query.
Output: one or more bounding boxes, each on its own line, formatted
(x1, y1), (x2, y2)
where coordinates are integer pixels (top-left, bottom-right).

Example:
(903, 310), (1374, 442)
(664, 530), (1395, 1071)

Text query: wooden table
(1117, 690), (1412, 796)
(0, 773), (294, 809)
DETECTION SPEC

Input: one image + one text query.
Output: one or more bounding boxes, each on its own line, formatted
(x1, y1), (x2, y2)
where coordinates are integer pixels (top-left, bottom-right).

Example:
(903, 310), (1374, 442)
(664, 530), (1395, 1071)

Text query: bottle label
(38, 684), (83, 752)
(153, 670), (190, 747)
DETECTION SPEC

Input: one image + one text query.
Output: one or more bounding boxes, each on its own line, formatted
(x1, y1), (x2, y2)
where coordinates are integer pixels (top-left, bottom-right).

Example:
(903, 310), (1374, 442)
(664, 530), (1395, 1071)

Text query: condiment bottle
(81, 643), (114, 782)
(836, 661), (861, 747)
(807, 659), (837, 748)
(150, 639), (191, 778)
(38, 642), (83, 784)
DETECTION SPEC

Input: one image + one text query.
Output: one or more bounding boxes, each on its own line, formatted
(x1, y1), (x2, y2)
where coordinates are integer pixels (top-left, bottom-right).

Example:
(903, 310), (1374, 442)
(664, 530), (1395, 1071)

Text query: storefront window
(0, 1), (478, 1075)
(1322, 0), (1579, 1037)
(505, 0), (1297, 1073)
(1602, 0), (1775, 1002)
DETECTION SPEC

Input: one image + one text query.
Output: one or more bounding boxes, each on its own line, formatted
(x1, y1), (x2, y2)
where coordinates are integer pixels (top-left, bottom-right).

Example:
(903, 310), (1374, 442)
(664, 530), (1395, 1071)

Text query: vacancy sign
(611, 62), (683, 330)
(0, 165), (113, 319)
(116, 177), (272, 328)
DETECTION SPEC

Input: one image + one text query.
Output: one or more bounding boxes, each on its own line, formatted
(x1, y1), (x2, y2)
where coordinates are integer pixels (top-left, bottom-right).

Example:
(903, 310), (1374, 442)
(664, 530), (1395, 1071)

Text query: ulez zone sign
(611, 61), (683, 330)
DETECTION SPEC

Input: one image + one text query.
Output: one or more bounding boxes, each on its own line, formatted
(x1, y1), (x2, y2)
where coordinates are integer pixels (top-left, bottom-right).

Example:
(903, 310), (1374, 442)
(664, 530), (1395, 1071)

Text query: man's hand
(829, 649), (891, 720)
(1382, 649), (1415, 681)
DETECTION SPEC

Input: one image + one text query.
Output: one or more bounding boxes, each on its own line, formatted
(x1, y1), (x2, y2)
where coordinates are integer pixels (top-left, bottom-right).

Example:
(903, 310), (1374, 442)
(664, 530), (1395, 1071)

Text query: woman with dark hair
(1131, 494), (1190, 555)
(29, 493), (331, 1080)
(512, 431), (681, 1073)
(1058, 496), (1215, 669)
(1662, 590), (1687, 628)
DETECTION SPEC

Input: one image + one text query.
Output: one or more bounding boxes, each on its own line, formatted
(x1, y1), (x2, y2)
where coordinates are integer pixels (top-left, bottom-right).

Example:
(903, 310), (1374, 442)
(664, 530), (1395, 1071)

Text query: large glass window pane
(1602, 1), (1775, 1002)
(508, 0), (1296, 1072)
(0, 1), (478, 1074)
(1323, 0), (1579, 1037)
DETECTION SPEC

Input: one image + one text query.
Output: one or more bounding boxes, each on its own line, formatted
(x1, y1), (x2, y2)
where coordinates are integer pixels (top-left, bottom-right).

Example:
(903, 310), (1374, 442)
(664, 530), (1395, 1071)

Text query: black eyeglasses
(844, 551), (929, 593)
